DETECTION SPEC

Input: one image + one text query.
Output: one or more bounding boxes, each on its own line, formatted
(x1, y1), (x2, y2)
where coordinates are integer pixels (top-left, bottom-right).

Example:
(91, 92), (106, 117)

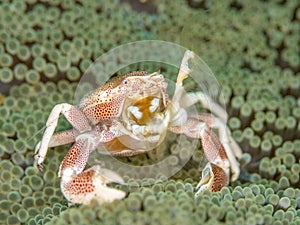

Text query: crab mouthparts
(128, 96), (165, 125)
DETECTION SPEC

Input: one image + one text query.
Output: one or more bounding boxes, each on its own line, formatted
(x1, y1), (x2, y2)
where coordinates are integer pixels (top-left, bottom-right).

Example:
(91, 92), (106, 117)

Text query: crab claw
(61, 165), (126, 205)
(195, 163), (229, 198)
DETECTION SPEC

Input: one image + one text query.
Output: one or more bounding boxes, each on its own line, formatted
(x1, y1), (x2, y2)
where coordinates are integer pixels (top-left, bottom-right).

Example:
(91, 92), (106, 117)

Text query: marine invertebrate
(34, 50), (242, 204)
(0, 0), (299, 224)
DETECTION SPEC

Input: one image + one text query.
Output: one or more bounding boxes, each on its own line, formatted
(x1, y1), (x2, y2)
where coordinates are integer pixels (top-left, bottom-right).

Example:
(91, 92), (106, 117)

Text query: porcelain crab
(34, 50), (242, 205)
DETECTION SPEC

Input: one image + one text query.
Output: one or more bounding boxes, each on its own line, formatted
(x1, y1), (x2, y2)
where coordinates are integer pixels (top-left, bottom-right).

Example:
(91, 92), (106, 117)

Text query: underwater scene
(0, 0), (299, 224)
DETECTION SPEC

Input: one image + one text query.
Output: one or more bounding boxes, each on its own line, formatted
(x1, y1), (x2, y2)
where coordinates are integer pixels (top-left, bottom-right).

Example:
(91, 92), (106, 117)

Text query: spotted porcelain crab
(34, 50), (242, 205)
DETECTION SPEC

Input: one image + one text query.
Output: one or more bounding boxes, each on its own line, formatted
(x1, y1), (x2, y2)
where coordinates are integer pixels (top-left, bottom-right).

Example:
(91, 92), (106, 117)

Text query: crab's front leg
(34, 103), (92, 170)
(190, 113), (242, 180)
(169, 116), (237, 195)
(59, 126), (126, 205)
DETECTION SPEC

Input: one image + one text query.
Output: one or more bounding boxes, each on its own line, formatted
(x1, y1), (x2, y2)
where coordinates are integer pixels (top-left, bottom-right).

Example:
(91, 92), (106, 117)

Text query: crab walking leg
(49, 130), (77, 147)
(180, 92), (228, 122)
(35, 129), (79, 150)
(191, 113), (242, 181)
(34, 103), (92, 169)
(169, 118), (230, 194)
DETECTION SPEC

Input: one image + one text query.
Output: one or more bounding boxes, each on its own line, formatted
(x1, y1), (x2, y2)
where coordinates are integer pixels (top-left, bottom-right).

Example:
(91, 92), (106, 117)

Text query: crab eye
(122, 79), (128, 85)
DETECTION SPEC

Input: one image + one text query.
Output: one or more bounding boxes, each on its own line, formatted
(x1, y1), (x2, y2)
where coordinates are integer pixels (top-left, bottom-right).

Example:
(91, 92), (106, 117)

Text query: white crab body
(34, 50), (242, 205)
